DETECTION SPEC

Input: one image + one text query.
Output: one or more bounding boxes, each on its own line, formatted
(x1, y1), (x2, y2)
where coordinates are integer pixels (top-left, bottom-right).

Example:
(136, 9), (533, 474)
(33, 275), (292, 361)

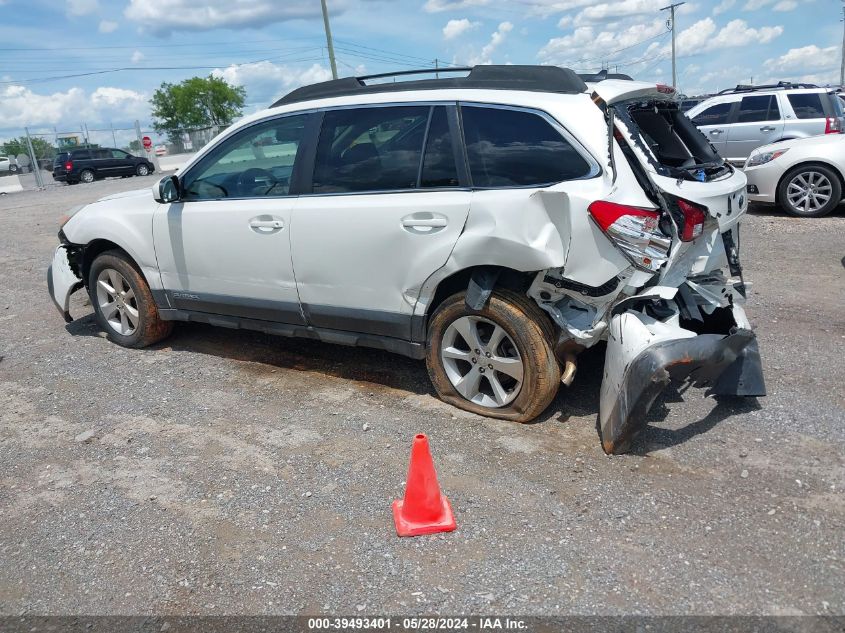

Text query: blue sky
(0, 0), (839, 145)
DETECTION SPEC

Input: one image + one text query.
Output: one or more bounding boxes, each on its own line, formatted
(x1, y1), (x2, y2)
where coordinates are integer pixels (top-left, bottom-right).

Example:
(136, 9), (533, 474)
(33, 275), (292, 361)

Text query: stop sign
(142, 136), (152, 150)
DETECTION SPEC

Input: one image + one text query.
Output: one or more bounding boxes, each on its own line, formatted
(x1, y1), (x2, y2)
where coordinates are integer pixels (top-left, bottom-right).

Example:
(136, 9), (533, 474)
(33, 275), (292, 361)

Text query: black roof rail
(717, 81), (820, 95)
(577, 69), (633, 83)
(271, 65), (588, 107)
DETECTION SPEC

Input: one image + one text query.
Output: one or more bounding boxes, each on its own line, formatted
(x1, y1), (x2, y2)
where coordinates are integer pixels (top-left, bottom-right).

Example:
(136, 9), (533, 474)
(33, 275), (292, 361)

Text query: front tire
(136, 163), (150, 176)
(88, 250), (173, 348)
(778, 164), (841, 217)
(426, 289), (561, 422)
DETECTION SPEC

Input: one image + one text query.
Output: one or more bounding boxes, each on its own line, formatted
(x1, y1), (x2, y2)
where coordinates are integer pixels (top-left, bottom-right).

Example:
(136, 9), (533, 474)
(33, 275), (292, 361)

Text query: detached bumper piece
(47, 245), (84, 323)
(599, 311), (765, 455)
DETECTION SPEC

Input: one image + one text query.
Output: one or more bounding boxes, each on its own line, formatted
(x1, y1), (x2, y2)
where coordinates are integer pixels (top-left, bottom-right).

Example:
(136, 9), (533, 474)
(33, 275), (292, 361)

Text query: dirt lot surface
(0, 176), (843, 616)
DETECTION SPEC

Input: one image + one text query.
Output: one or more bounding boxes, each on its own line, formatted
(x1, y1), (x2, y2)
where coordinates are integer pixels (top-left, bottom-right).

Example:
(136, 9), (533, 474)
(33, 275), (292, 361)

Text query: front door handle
(249, 217), (284, 232)
(400, 212), (448, 234)
(709, 129), (724, 135)
(760, 126), (776, 132)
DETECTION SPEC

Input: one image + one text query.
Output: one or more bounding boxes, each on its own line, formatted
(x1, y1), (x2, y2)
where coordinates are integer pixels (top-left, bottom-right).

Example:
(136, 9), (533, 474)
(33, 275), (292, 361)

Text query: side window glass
(312, 106), (429, 193)
(111, 149), (129, 159)
(421, 106), (459, 188)
(692, 102), (732, 126)
(460, 105), (591, 188)
(787, 93), (825, 119)
(767, 95), (781, 121)
(183, 114), (307, 200)
(737, 96), (770, 123)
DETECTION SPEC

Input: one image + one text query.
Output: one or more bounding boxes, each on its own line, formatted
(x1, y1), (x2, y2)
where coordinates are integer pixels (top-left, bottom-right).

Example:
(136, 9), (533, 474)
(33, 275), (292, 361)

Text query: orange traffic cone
(392, 434), (457, 537)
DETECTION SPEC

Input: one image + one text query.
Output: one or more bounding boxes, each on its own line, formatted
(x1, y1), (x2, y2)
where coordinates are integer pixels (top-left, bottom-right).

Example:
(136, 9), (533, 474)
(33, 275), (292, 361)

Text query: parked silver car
(687, 83), (844, 163)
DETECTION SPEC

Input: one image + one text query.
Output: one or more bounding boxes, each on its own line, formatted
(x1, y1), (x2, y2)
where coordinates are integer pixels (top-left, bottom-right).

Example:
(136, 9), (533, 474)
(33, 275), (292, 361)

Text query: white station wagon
(48, 66), (765, 453)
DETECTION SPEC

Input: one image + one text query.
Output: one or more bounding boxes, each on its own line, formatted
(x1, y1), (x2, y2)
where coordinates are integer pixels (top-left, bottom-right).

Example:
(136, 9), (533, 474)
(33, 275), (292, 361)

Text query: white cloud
(772, 0), (797, 10)
(131, 50), (145, 63)
(764, 45), (839, 73)
(124, 0), (329, 34)
(98, 20), (119, 33)
(742, 0), (808, 9)
(212, 61), (333, 105)
(674, 18), (782, 55)
(0, 84), (147, 131)
(443, 18), (479, 40)
(712, 0), (735, 14)
(66, 0), (98, 16)
(464, 21), (513, 65)
(539, 19), (666, 65)
(574, 0), (692, 24)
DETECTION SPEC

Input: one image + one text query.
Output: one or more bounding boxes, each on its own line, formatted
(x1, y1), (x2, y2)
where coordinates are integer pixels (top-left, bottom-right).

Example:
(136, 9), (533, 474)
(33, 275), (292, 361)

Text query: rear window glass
(71, 150), (91, 159)
(460, 105), (591, 187)
(54, 153), (68, 164)
(788, 93), (825, 119)
(691, 102), (732, 126)
(313, 105), (429, 193)
(737, 95), (779, 123)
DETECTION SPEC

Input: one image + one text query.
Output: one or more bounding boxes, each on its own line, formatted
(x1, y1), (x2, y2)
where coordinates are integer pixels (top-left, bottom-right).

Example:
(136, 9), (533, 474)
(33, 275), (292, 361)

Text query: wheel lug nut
(485, 352), (491, 358)
(474, 349), (480, 355)
(488, 364), (493, 369)
(479, 367), (485, 373)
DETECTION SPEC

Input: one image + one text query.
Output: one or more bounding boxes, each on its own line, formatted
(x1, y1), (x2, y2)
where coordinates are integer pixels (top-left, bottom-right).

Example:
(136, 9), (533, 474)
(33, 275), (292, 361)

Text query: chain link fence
(1, 123), (224, 193)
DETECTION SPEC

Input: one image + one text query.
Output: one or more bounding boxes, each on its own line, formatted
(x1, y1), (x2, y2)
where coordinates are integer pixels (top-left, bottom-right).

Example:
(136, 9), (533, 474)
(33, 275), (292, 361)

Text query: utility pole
(320, 0), (338, 80)
(840, 0), (845, 88)
(434, 58), (440, 79)
(661, 2), (685, 89)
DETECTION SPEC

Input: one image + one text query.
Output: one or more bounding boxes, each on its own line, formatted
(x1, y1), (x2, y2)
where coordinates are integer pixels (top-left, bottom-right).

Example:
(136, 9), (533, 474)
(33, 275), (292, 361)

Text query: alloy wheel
(440, 316), (523, 408)
(81, 170), (94, 183)
(786, 171), (833, 214)
(95, 268), (139, 336)
(137, 165), (149, 176)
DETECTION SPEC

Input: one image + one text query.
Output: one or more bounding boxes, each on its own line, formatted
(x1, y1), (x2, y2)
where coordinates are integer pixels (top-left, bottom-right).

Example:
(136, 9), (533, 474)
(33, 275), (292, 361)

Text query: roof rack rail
(717, 81), (820, 95)
(271, 65), (588, 107)
(577, 69), (633, 83)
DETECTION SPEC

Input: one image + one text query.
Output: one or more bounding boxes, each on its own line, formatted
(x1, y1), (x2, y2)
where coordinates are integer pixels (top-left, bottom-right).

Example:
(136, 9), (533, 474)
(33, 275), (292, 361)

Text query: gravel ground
(0, 176), (843, 616)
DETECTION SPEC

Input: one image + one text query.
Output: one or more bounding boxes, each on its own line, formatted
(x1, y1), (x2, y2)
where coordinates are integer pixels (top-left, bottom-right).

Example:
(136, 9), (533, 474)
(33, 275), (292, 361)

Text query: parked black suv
(53, 148), (154, 184)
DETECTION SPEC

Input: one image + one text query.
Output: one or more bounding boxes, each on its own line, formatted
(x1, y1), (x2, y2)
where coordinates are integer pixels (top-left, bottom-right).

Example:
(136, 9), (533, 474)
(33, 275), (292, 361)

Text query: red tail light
(677, 198), (707, 242)
(824, 117), (842, 134)
(64, 160), (73, 171)
(588, 201), (670, 272)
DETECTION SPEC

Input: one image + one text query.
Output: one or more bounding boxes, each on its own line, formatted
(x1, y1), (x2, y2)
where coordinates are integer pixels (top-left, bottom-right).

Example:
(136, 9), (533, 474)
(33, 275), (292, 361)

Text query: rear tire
(80, 169), (95, 184)
(88, 250), (173, 348)
(778, 164), (841, 218)
(426, 289), (561, 422)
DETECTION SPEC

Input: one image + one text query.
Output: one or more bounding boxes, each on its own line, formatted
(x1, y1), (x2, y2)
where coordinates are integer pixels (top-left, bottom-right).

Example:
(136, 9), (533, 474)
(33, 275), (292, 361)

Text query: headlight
(745, 148), (789, 168)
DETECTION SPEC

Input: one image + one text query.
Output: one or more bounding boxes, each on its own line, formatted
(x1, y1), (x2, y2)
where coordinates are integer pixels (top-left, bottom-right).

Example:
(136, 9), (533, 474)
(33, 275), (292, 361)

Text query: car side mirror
(153, 175), (180, 203)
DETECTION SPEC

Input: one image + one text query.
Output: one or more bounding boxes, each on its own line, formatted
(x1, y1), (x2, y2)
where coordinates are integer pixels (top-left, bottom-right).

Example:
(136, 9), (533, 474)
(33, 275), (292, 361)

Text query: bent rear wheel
(426, 289), (560, 422)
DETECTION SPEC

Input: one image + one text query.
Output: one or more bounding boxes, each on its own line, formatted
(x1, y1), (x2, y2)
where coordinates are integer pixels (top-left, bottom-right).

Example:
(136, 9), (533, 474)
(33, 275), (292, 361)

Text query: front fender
(47, 245), (84, 323)
(599, 310), (764, 454)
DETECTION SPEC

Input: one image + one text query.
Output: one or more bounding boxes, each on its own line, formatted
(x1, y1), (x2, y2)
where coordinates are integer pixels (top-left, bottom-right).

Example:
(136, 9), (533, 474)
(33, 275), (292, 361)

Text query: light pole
(320, 0), (338, 80)
(840, 0), (845, 88)
(661, 2), (685, 89)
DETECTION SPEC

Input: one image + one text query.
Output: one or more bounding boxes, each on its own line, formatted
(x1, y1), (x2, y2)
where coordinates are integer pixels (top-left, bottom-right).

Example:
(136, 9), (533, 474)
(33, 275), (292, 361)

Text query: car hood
(96, 188), (153, 203)
(753, 134), (845, 155)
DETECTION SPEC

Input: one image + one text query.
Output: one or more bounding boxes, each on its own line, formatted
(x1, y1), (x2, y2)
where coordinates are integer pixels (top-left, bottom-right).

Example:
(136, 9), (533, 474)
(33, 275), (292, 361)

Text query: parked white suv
(48, 66), (765, 454)
(687, 83), (844, 164)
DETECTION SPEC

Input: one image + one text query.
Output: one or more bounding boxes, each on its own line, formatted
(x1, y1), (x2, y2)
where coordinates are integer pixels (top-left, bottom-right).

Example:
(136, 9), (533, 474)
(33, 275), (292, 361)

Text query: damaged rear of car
(553, 80), (765, 453)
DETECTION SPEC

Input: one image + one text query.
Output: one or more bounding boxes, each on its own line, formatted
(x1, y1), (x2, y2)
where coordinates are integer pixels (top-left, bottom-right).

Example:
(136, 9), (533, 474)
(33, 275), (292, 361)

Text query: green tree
(150, 75), (246, 142)
(2, 136), (56, 159)
(128, 139), (142, 152)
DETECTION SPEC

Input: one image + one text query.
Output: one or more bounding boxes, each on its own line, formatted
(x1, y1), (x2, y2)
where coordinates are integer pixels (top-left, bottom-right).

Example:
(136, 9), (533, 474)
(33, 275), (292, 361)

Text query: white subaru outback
(48, 66), (765, 454)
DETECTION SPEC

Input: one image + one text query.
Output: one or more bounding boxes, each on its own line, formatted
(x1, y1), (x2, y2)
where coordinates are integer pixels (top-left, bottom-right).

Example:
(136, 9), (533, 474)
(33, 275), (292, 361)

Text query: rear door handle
(401, 213), (449, 234)
(760, 126), (776, 132)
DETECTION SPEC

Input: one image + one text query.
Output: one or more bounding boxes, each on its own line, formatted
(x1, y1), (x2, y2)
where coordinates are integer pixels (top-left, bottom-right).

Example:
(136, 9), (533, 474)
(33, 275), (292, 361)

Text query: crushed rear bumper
(599, 310), (765, 455)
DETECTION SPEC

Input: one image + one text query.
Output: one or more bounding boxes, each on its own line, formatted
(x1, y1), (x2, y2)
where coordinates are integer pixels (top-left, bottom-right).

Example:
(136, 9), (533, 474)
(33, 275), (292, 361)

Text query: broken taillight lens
(588, 201), (671, 272)
(64, 160), (73, 171)
(824, 117), (843, 134)
(677, 198), (707, 242)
